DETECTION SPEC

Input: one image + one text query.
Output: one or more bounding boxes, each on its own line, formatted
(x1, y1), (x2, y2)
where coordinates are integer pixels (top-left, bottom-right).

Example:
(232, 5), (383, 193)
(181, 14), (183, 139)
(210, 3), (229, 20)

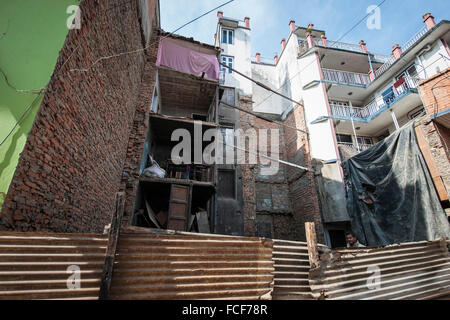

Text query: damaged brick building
(1, 0), (449, 247)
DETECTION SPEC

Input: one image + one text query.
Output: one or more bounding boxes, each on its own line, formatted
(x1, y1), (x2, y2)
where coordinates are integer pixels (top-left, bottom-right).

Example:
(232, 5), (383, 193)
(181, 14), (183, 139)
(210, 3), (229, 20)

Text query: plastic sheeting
(343, 122), (450, 247)
(156, 38), (219, 80)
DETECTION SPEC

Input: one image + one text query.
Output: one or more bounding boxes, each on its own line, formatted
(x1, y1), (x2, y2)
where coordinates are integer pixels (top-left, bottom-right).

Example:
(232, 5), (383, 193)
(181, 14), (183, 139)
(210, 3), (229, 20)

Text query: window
(336, 134), (352, 144)
(357, 136), (373, 146)
(221, 56), (233, 74)
(222, 28), (234, 45)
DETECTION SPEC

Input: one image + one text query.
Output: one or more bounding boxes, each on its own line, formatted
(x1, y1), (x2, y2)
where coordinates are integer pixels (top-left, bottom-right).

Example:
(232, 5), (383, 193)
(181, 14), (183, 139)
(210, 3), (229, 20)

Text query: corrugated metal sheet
(0, 231), (108, 300)
(272, 239), (328, 300)
(309, 238), (450, 300)
(109, 230), (274, 300)
(272, 239), (312, 300)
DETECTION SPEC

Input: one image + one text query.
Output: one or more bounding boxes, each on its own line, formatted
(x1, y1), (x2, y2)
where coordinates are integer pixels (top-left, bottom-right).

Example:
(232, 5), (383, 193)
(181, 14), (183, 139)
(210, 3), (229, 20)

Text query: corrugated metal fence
(0, 231), (108, 299)
(108, 229), (274, 299)
(309, 238), (450, 300)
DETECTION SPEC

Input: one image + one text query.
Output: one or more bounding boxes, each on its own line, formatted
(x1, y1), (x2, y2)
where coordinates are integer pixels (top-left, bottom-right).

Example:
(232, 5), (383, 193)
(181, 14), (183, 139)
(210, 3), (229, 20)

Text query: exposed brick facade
(419, 68), (450, 117)
(239, 95), (324, 242)
(0, 0), (157, 233)
(417, 68), (450, 203)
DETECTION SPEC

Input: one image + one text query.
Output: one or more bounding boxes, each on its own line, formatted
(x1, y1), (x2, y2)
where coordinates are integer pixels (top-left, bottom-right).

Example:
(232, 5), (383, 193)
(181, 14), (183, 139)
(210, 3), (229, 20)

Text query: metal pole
(391, 110), (400, 131)
(349, 101), (360, 152)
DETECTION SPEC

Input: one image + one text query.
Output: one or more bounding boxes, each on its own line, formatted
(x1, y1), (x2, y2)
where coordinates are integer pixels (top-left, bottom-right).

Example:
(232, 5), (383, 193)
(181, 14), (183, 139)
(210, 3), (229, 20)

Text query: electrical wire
(0, 89), (45, 147)
(250, 0), (389, 111)
(70, 0), (235, 73)
(0, 0), (235, 147)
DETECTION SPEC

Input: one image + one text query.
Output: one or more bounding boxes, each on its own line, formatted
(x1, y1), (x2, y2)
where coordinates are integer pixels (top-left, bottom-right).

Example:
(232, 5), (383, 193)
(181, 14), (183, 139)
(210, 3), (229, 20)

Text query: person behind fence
(346, 231), (366, 248)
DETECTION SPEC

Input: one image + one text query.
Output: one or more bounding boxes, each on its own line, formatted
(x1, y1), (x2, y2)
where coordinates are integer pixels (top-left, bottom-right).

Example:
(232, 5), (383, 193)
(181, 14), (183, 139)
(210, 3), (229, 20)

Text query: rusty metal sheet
(309, 238), (450, 300)
(0, 231), (108, 300)
(109, 228), (274, 300)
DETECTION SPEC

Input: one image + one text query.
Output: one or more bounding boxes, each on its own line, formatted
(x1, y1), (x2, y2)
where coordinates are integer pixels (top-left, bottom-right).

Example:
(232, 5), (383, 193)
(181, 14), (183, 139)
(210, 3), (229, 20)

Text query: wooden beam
(414, 125), (449, 202)
(305, 222), (320, 269)
(99, 192), (124, 300)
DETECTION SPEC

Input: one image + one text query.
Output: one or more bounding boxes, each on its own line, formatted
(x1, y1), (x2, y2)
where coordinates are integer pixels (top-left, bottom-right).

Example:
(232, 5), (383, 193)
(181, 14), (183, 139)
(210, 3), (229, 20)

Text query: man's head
(345, 231), (358, 246)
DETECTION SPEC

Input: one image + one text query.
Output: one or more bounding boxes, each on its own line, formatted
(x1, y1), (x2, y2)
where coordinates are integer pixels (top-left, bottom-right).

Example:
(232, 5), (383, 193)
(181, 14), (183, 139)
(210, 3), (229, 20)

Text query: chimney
(307, 23), (314, 30)
(423, 13), (436, 30)
(321, 34), (327, 47)
(274, 55), (279, 64)
(289, 20), (296, 32)
(360, 40), (368, 53)
(256, 53), (261, 64)
(217, 11), (223, 20)
(244, 17), (250, 28)
(281, 38), (286, 51)
(392, 44), (402, 59)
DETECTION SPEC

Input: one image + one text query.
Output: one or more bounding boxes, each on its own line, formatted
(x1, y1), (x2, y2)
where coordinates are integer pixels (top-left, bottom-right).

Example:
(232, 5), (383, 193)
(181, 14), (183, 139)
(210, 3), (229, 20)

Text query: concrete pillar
(244, 17), (250, 29)
(423, 13), (436, 30)
(360, 40), (368, 53)
(392, 44), (402, 60)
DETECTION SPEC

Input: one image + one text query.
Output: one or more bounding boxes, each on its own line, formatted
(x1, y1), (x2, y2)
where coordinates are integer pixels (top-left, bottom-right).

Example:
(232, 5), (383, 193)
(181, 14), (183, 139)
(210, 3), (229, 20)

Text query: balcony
(338, 142), (374, 159)
(329, 77), (420, 122)
(375, 26), (428, 78)
(322, 68), (371, 86)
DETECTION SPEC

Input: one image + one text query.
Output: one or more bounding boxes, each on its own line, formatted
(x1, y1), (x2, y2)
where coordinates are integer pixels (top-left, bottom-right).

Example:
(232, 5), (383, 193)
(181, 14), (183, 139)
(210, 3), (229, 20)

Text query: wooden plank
(305, 222), (320, 269)
(167, 185), (190, 231)
(99, 192), (124, 300)
(145, 199), (161, 229)
(414, 125), (449, 202)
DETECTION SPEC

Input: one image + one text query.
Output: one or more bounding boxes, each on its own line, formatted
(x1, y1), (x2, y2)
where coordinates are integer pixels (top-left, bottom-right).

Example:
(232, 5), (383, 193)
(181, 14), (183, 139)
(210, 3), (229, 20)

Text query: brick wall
(120, 40), (159, 225)
(0, 0), (156, 233)
(417, 68), (450, 203)
(419, 68), (450, 117)
(415, 115), (450, 201)
(239, 95), (324, 242)
(283, 106), (324, 243)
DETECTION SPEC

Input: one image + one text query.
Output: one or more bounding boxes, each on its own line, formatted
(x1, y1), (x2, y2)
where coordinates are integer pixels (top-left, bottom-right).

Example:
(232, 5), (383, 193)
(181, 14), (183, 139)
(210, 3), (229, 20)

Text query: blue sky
(161, 0), (450, 58)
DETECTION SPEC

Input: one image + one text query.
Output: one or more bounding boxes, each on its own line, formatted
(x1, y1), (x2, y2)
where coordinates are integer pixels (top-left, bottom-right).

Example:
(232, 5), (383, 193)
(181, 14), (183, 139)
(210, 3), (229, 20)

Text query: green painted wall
(0, 0), (81, 210)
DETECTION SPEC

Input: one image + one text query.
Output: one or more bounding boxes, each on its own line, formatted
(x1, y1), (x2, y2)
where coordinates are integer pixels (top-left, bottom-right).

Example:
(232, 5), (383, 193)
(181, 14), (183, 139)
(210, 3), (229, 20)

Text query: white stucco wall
(417, 39), (450, 79)
(219, 24), (253, 95)
(251, 62), (283, 114)
(298, 52), (340, 161)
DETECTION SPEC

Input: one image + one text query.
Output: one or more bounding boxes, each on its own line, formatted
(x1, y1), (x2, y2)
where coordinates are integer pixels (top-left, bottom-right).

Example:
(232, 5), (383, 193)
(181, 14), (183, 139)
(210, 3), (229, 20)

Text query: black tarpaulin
(343, 121), (450, 247)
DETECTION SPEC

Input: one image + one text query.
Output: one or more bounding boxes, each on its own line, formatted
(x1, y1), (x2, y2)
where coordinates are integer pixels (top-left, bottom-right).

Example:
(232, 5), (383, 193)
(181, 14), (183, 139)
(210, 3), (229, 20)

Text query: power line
(250, 0), (389, 111)
(71, 0), (235, 73)
(0, 0), (235, 147)
(0, 89), (45, 147)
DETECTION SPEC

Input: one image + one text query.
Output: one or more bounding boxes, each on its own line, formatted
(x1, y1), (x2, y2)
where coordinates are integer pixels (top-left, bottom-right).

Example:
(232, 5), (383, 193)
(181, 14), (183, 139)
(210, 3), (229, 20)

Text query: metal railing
(375, 26), (428, 78)
(338, 142), (373, 154)
(326, 40), (365, 53)
(329, 77), (419, 120)
(322, 68), (371, 86)
(402, 26), (428, 52)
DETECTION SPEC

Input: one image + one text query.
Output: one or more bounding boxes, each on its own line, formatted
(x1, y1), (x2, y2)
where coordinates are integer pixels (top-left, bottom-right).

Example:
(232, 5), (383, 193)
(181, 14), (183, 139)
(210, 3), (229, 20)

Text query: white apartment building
(214, 11), (450, 243)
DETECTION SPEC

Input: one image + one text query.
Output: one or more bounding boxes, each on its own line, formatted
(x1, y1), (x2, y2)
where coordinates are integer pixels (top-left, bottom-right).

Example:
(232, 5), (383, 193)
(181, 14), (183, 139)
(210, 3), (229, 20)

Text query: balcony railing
(338, 142), (373, 155)
(375, 26), (428, 78)
(326, 40), (365, 53)
(322, 68), (371, 86)
(330, 77), (419, 120)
